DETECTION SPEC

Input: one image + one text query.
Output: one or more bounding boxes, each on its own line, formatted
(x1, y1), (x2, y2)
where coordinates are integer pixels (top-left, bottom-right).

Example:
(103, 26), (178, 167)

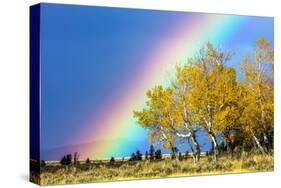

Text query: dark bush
(155, 149), (162, 160)
(66, 154), (72, 165)
(74, 152), (79, 165)
(171, 147), (178, 160)
(149, 145), (155, 160)
(110, 157), (115, 164)
(136, 150), (142, 160)
(130, 152), (137, 161)
(185, 151), (189, 159)
(85, 158), (91, 164)
(40, 160), (46, 167)
(178, 152), (183, 161)
(145, 151), (149, 160)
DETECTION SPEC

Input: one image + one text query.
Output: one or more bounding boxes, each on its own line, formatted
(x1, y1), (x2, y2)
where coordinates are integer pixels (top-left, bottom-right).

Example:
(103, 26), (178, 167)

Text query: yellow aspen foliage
(134, 38), (273, 159)
(240, 37), (274, 151)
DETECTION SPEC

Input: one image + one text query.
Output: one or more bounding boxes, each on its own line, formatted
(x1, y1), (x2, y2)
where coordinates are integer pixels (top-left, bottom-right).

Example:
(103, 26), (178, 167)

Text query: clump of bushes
(130, 150), (142, 161)
(60, 154), (72, 166)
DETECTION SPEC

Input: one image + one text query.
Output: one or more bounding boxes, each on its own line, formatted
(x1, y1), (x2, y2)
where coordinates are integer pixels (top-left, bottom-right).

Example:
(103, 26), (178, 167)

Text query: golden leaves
(133, 38), (273, 148)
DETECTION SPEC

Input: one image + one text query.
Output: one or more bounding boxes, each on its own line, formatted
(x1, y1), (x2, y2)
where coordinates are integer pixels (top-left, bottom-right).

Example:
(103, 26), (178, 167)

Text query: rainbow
(74, 12), (247, 159)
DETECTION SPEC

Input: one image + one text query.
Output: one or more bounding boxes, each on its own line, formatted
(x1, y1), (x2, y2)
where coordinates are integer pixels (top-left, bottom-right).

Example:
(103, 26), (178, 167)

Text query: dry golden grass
(35, 153), (273, 185)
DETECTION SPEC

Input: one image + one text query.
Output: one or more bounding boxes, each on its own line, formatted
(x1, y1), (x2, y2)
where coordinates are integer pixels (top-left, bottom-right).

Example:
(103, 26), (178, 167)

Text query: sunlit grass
(35, 153), (273, 185)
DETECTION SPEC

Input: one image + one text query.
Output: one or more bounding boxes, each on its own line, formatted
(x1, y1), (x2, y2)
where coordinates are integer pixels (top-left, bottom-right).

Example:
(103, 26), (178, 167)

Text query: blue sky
(38, 3), (273, 159)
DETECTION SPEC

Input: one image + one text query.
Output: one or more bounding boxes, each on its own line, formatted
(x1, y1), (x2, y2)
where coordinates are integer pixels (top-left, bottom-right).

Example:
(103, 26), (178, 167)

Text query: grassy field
(32, 153), (273, 185)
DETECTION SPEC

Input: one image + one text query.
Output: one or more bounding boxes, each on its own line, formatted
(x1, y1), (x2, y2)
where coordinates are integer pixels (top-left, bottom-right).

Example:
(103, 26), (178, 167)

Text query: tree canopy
(134, 37), (274, 163)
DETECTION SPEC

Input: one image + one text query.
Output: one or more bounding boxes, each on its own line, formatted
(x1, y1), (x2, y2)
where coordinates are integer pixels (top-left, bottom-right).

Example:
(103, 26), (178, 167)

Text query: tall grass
(36, 153), (273, 185)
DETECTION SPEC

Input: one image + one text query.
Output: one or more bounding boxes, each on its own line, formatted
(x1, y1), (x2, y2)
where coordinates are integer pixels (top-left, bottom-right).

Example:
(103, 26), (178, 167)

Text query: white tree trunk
(209, 132), (219, 161)
(190, 134), (200, 164)
(252, 133), (265, 154)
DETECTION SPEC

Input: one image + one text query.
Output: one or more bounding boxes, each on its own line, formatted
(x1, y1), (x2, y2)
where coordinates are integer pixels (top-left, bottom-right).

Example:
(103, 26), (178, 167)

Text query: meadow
(32, 152), (273, 185)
